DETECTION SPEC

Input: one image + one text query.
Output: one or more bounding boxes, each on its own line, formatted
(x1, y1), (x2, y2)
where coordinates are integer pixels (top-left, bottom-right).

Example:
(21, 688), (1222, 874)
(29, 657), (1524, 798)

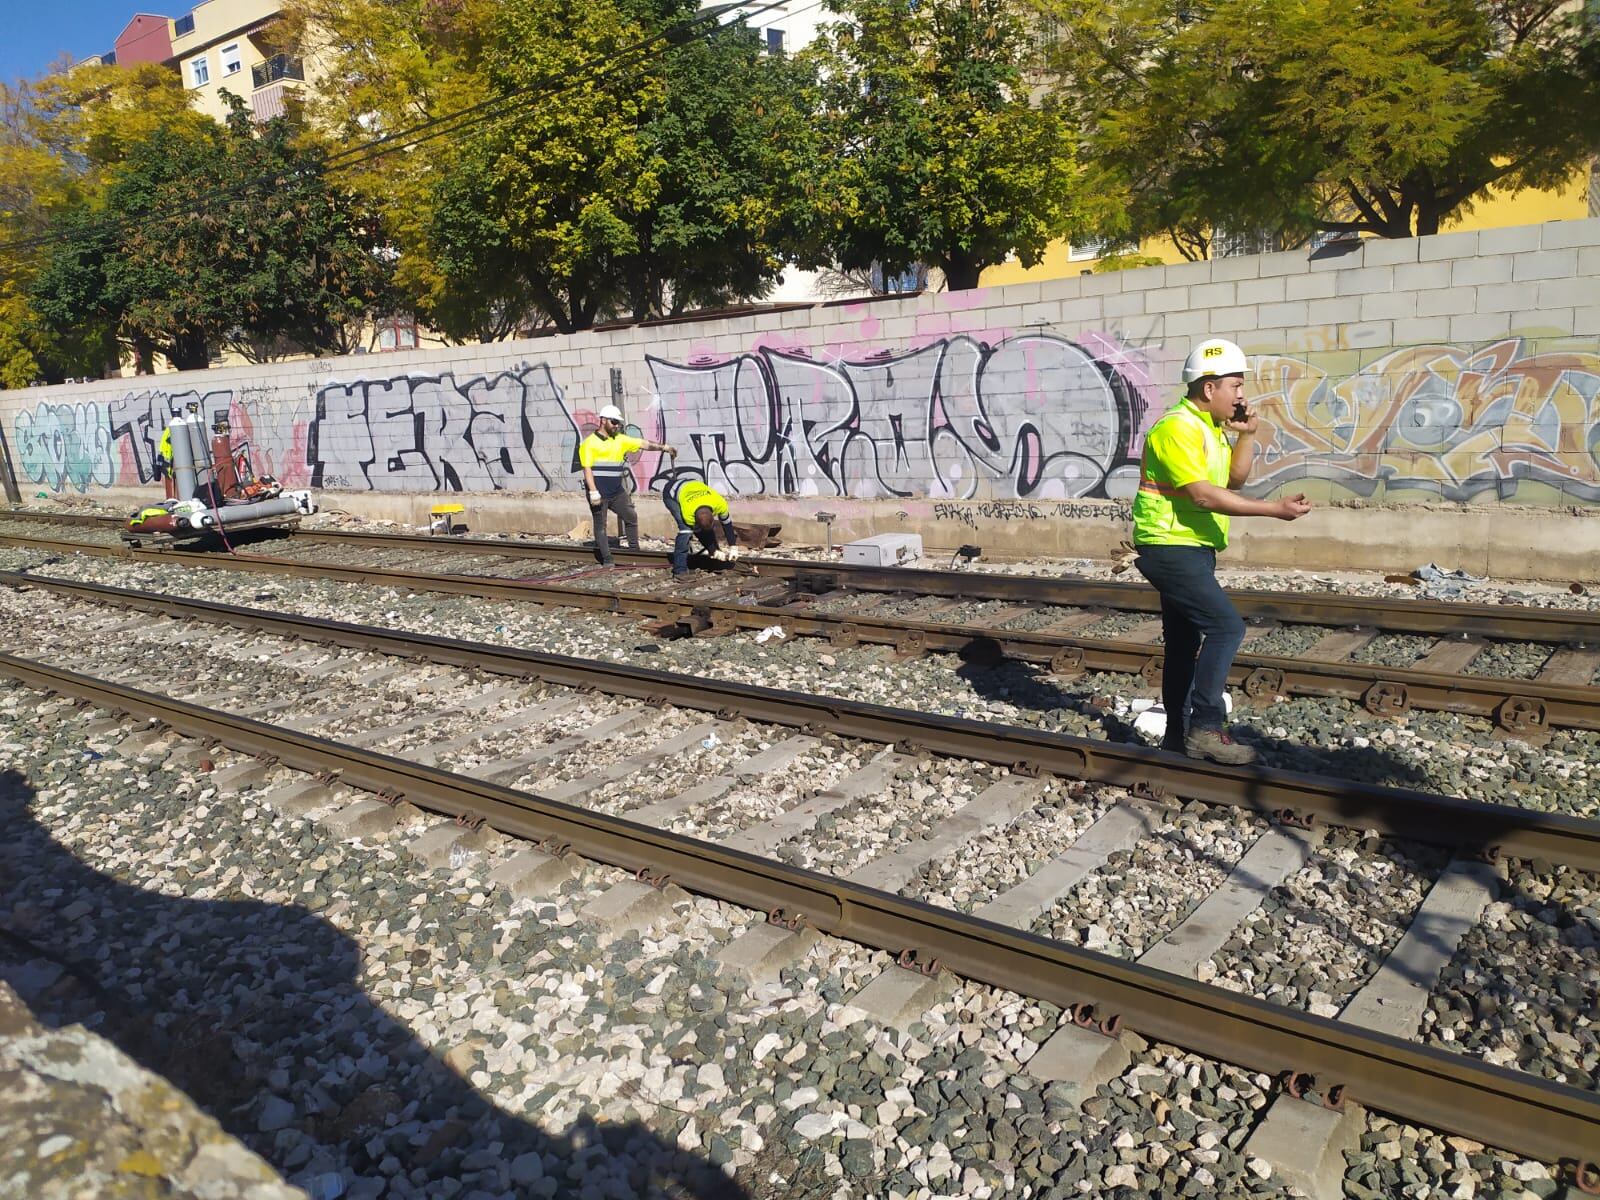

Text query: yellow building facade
(981, 168), (1597, 288)
(168, 0), (307, 123)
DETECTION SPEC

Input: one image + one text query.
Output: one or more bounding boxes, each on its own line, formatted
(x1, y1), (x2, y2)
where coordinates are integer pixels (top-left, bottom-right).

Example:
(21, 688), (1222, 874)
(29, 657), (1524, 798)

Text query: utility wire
(0, 0), (821, 263)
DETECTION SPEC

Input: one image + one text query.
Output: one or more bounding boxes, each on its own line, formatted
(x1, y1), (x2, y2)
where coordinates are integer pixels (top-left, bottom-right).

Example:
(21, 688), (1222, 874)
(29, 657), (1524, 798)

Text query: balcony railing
(251, 54), (304, 89)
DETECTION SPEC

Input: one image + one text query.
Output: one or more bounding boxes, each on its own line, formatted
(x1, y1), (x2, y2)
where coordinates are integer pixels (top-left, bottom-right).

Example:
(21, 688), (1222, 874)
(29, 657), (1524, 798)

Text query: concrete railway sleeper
(1, 524), (1597, 739)
(0, 630), (1598, 1184)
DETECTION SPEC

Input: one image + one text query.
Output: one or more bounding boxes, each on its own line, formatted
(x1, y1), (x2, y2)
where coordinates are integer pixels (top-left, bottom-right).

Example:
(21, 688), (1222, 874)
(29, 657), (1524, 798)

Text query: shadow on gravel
(954, 657), (1436, 791)
(0, 767), (744, 1200)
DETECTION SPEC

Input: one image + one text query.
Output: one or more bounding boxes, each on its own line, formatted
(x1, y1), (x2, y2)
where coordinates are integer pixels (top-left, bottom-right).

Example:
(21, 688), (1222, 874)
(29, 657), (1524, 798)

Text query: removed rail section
(0, 648), (1595, 1170)
(6, 570), (1598, 874)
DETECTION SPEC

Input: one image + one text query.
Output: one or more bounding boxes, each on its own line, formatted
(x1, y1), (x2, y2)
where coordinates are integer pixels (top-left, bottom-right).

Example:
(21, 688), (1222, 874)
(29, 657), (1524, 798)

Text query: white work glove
(710, 548), (729, 562)
(725, 545), (741, 561)
(587, 489), (602, 506)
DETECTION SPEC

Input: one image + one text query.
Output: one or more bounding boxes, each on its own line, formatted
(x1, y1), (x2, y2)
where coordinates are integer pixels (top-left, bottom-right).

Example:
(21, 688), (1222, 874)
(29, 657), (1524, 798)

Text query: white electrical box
(842, 533), (923, 567)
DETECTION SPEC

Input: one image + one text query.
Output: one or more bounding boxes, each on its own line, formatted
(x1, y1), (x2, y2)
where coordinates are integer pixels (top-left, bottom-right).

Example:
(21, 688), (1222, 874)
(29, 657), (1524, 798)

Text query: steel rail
(5, 508), (1598, 642)
(0, 529), (1591, 736)
(0, 648), (1595, 1168)
(8, 569), (1600, 874)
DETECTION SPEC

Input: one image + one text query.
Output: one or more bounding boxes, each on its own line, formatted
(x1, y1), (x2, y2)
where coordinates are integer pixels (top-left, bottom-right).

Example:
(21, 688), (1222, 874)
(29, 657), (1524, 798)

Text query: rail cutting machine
(124, 413), (316, 545)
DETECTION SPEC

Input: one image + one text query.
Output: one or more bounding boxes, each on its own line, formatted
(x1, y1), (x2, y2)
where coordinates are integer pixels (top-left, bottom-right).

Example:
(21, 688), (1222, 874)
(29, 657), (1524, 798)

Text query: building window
(1067, 237), (1128, 262)
(220, 43), (242, 76)
(375, 318), (419, 351)
(189, 55), (209, 87)
(173, 13), (195, 36)
(765, 27), (786, 53)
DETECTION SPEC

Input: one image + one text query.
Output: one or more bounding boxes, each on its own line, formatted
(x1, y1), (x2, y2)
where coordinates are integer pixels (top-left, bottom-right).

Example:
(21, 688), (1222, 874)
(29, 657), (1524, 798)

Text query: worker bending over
(1132, 338), (1311, 764)
(578, 404), (676, 566)
(662, 476), (739, 577)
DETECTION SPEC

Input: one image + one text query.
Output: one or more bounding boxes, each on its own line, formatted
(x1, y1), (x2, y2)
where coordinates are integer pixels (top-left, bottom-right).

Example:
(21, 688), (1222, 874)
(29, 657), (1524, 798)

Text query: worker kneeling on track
(663, 475), (739, 577)
(1132, 337), (1311, 765)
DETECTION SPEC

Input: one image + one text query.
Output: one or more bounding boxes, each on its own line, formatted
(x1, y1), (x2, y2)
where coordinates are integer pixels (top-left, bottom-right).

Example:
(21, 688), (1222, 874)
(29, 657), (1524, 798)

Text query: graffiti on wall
(647, 333), (1156, 501)
(307, 365), (577, 491)
(8, 333), (1598, 507)
(1251, 338), (1600, 500)
(16, 401), (116, 493)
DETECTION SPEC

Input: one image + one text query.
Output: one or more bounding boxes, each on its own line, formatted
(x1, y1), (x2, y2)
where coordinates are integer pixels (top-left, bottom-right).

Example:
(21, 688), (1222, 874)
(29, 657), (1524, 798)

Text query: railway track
(2, 573), (1596, 1178)
(2, 512), (1598, 739)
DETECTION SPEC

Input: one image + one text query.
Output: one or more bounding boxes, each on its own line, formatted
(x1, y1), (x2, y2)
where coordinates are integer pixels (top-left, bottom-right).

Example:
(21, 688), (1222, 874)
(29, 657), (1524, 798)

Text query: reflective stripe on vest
(1132, 400), (1231, 548)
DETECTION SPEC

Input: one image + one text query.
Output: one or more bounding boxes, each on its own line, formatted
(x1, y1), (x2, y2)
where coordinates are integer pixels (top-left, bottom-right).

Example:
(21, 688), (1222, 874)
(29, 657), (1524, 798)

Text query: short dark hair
(693, 505), (716, 529)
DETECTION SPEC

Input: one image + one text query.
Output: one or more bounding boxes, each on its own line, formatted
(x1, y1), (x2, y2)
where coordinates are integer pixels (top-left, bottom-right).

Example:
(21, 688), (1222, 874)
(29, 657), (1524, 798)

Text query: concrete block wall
(3, 218), (1598, 521)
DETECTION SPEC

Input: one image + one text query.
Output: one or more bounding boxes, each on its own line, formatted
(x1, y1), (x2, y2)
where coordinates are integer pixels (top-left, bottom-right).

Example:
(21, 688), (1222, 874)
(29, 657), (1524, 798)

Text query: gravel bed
(1421, 862), (1600, 1093)
(1244, 623), (1334, 658)
(908, 781), (1113, 912)
(1464, 641), (1552, 680)
(772, 758), (1002, 876)
(663, 741), (869, 843)
(1029, 804), (1261, 957)
(12, 546), (1600, 826)
(1349, 633), (1435, 668)
(1204, 828), (1449, 1015)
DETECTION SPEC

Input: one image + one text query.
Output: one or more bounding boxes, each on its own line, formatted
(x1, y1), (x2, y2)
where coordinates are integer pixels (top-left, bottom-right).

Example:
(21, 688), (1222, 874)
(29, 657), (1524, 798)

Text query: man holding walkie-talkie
(1131, 338), (1312, 764)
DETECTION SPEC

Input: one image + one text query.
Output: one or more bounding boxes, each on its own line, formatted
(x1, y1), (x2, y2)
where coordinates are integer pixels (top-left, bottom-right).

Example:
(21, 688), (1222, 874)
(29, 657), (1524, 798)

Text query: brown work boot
(1184, 727), (1258, 765)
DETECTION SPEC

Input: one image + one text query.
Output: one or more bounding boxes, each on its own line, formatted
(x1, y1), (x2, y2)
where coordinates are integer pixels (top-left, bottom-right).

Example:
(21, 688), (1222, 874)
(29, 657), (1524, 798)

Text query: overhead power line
(0, 0), (822, 264)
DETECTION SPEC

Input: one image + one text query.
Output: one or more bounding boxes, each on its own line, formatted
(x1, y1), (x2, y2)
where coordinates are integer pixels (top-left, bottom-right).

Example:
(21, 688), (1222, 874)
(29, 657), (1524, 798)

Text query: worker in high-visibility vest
(662, 475), (739, 577)
(577, 405), (677, 566)
(156, 426), (172, 480)
(1132, 338), (1311, 764)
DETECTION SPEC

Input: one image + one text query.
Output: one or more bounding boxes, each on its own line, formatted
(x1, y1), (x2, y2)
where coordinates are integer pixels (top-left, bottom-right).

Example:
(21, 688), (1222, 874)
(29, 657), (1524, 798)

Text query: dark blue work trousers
(1134, 544), (1246, 736)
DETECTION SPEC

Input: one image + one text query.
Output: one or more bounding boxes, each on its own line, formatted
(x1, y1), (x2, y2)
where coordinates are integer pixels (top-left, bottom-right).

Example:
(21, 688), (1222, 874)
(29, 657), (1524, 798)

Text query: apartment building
(88, 1), (308, 124)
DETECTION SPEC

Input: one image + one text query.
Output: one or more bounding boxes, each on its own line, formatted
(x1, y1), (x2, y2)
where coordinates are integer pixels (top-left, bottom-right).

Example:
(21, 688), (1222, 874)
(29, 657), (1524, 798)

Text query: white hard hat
(598, 404), (624, 422)
(1181, 338), (1249, 384)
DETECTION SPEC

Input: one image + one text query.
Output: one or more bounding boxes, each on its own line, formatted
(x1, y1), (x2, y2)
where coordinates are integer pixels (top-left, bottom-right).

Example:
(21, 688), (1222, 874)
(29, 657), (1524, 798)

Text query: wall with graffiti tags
(2, 218), (1597, 508)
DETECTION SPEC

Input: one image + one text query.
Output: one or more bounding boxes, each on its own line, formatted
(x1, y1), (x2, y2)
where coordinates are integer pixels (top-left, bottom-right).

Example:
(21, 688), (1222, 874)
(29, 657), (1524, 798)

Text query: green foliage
(29, 102), (392, 373)
(290, 0), (805, 335)
(794, 0), (1083, 290)
(1045, 0), (1600, 245)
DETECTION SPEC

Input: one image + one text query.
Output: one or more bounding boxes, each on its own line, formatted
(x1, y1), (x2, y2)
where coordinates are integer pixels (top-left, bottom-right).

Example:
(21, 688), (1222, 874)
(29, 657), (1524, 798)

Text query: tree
(31, 103), (393, 371)
(0, 61), (210, 381)
(1046, 0), (1600, 245)
(793, 0), (1083, 291)
(284, 0), (805, 335)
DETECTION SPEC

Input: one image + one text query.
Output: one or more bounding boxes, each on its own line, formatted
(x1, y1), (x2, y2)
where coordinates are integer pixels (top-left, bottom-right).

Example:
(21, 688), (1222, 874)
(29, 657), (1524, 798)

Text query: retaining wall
(4, 219), (1598, 578)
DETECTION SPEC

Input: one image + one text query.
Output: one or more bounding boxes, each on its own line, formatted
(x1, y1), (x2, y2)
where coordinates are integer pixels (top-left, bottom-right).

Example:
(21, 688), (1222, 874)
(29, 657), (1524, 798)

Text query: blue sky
(3, 1), (170, 83)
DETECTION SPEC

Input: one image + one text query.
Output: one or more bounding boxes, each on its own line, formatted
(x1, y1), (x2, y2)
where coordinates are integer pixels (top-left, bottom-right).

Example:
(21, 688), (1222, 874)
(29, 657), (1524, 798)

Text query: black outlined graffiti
(646, 334), (1154, 501)
(307, 366), (578, 492)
